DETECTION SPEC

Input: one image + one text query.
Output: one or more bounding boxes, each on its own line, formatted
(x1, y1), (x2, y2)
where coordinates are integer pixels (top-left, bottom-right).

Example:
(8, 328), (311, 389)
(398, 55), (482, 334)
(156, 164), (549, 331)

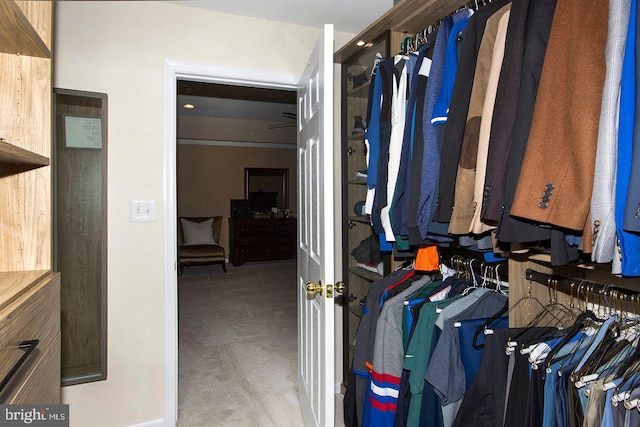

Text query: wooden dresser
(0, 272), (60, 404)
(229, 217), (297, 266)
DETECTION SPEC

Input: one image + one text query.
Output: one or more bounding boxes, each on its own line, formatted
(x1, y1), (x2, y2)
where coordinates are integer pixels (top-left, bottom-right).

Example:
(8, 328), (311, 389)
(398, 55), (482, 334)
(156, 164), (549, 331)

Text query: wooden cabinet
(339, 35), (390, 381)
(0, 0), (59, 403)
(229, 218), (297, 266)
(0, 272), (60, 403)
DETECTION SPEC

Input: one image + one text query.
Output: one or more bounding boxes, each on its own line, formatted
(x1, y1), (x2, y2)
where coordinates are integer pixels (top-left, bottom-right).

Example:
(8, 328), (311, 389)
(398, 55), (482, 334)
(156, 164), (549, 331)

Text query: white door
(297, 24), (338, 427)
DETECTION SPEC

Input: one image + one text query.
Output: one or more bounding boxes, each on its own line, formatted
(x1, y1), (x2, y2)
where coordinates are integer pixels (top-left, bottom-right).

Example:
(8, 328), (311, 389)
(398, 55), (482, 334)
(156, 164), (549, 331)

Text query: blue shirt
(616, 0), (640, 276)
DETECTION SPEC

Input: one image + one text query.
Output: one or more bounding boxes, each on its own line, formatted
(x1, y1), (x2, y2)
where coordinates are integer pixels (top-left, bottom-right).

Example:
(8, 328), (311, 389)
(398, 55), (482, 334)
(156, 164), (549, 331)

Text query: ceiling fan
(268, 111), (297, 129)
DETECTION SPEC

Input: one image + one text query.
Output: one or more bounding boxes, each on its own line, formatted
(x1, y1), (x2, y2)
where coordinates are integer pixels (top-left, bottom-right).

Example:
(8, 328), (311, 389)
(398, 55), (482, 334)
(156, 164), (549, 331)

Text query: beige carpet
(178, 260), (345, 426)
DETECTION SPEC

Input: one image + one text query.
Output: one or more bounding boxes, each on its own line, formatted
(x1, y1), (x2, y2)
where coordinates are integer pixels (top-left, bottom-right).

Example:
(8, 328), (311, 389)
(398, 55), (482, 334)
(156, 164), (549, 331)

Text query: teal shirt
(403, 294), (463, 426)
(401, 280), (443, 350)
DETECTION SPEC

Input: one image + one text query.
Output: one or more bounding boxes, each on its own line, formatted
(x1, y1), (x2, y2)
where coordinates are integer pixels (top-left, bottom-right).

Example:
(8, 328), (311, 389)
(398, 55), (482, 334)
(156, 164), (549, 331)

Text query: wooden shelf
(348, 215), (371, 224)
(0, 1), (51, 58)
(348, 178), (368, 185)
(0, 139), (49, 167)
(349, 266), (382, 282)
(347, 82), (370, 98)
(335, 0), (469, 63)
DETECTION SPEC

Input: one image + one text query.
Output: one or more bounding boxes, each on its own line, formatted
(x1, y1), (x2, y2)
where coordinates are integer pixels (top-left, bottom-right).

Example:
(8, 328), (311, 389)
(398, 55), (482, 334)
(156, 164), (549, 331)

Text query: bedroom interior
(176, 81), (298, 257)
(175, 81), (304, 425)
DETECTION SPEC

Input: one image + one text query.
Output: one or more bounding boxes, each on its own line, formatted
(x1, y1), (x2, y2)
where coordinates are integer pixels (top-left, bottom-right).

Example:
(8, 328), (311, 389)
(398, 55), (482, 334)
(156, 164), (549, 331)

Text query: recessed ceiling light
(182, 103), (195, 109)
(356, 40), (366, 47)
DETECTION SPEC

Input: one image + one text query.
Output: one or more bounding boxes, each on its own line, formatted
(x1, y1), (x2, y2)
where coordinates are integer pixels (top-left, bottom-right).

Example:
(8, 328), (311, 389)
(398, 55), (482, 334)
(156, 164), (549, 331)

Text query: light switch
(131, 200), (156, 222)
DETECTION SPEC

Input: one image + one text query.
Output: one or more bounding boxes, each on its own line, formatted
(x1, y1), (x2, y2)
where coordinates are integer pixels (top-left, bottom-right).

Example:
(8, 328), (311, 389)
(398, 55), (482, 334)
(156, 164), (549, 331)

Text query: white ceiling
(173, 0), (394, 127)
(169, 0), (394, 34)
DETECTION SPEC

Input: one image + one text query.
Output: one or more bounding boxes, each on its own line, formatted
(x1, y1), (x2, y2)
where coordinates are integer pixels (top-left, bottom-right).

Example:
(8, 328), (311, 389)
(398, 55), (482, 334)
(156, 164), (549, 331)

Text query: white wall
(54, 2), (354, 426)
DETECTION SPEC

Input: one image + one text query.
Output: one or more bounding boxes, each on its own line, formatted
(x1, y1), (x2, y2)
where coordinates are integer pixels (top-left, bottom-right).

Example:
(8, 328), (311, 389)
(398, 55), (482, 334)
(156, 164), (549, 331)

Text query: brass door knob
(306, 280), (324, 296)
(334, 281), (345, 294)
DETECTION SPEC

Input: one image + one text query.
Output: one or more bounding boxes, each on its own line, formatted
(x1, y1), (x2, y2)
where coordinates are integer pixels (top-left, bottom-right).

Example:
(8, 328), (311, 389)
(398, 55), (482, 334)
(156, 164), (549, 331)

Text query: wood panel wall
(54, 93), (105, 379)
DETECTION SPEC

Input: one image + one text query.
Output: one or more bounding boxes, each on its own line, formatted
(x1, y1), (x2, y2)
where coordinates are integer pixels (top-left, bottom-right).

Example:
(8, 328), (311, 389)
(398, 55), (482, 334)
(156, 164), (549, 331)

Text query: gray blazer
(591, 0), (631, 263)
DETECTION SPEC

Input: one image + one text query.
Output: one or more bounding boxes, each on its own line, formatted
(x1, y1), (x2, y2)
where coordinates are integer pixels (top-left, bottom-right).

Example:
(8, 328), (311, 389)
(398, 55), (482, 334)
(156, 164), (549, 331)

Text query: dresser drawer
(9, 332), (60, 404)
(0, 273), (60, 403)
(237, 235), (274, 246)
(236, 223), (275, 237)
(229, 218), (297, 266)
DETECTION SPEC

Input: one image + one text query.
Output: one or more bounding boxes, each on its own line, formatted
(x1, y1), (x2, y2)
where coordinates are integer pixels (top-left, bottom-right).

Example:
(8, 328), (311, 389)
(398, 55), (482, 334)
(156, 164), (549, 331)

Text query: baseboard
(128, 419), (167, 427)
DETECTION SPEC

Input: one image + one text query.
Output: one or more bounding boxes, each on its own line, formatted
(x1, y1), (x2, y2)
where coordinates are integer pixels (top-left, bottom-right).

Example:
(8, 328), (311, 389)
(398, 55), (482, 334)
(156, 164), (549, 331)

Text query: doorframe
(162, 59), (298, 426)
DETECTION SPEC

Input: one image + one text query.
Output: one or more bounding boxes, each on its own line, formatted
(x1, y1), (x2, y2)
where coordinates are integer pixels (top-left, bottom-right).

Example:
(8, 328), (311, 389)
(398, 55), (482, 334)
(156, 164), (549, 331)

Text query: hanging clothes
(509, 0), (609, 235)
(356, 0), (640, 274)
(615, 0), (640, 276)
(413, 9), (472, 243)
(434, 0), (510, 224)
(469, 9), (510, 235)
(590, 0), (631, 264)
(448, 2), (511, 235)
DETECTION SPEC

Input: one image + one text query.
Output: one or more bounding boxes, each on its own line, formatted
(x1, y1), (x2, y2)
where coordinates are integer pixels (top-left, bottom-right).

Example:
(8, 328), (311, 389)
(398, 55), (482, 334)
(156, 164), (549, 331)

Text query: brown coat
(510, 0), (608, 232)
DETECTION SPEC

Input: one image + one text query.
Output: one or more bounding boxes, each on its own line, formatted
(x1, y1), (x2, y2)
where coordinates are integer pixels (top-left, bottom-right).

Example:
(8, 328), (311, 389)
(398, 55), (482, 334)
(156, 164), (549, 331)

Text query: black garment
(567, 379), (584, 427)
(494, 0), (557, 243)
(454, 327), (553, 427)
(418, 327), (445, 427)
(344, 370), (358, 427)
(504, 346), (535, 426)
(482, 0), (530, 222)
(434, 0), (510, 223)
(395, 369), (412, 427)
(452, 328), (514, 427)
(523, 364), (545, 427)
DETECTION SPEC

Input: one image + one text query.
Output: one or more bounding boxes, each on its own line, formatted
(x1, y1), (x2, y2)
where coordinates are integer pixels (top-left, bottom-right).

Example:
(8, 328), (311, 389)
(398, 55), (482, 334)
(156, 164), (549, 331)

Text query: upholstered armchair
(177, 216), (227, 274)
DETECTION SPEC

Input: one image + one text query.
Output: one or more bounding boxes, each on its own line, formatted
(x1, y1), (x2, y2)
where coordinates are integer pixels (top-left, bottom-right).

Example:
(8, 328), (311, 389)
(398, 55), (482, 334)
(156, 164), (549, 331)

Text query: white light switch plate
(131, 200), (156, 222)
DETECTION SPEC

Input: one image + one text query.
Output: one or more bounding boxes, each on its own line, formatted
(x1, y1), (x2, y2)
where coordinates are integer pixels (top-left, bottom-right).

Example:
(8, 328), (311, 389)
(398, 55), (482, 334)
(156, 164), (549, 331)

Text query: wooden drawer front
(237, 224), (275, 237)
(0, 273), (60, 403)
(237, 235), (274, 247)
(9, 332), (61, 404)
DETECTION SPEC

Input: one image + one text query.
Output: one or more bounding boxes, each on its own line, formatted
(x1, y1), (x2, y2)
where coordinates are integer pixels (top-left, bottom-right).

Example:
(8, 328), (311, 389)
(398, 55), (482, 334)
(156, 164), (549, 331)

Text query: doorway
(175, 80), (299, 425)
(164, 62), (300, 425)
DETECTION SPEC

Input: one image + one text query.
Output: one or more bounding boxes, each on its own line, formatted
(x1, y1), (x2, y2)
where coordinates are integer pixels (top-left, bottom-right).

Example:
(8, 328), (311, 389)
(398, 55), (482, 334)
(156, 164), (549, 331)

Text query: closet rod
(398, 0), (491, 54)
(440, 252), (509, 279)
(525, 268), (640, 302)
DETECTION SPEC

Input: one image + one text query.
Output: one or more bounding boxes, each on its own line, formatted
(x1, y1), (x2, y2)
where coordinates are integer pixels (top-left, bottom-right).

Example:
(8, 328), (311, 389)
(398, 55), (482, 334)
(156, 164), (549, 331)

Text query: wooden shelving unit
(0, 0), (59, 404)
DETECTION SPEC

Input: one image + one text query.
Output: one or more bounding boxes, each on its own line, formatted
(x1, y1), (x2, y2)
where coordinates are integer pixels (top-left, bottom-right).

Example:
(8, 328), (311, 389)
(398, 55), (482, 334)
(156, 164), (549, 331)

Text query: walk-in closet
(336, 0), (640, 425)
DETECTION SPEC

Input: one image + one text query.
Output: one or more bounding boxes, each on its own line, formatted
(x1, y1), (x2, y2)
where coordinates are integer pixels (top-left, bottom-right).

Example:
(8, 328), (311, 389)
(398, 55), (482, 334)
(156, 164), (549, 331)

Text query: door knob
(306, 280), (345, 298)
(306, 280), (324, 296)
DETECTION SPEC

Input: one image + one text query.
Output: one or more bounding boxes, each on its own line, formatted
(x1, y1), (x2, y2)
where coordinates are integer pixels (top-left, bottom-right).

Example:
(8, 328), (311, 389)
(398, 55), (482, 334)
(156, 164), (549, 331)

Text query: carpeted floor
(177, 260), (345, 426)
